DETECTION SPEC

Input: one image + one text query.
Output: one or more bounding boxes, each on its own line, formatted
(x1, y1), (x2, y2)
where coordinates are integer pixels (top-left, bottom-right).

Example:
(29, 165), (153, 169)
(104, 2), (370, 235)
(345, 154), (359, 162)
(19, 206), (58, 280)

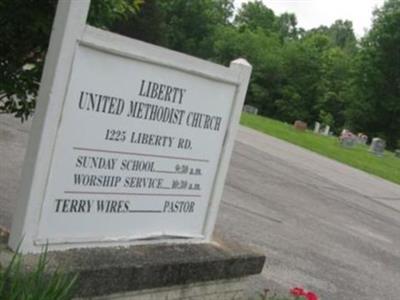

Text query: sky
(234, 0), (385, 37)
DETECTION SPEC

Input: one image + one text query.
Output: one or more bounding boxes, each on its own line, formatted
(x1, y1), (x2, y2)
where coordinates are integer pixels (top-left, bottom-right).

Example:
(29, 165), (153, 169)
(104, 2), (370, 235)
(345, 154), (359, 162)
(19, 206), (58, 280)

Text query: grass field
(240, 113), (400, 185)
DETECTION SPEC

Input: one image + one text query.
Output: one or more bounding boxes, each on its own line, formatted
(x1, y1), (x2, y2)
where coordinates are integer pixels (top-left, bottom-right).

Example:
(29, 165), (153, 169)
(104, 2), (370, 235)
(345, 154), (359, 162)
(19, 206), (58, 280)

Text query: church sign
(9, 0), (251, 253)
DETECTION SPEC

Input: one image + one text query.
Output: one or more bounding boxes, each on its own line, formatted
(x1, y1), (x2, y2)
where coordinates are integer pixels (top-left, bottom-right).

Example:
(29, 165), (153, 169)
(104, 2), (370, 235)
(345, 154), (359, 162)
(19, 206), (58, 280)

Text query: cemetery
(241, 113), (400, 185)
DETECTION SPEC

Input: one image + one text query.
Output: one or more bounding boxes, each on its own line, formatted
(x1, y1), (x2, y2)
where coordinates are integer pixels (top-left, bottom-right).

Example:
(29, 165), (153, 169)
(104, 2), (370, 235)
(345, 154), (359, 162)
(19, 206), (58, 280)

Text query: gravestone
(314, 121), (321, 133)
(340, 133), (357, 148)
(294, 120), (307, 131)
(339, 129), (357, 148)
(395, 149), (400, 158)
(3, 0), (265, 299)
(322, 125), (330, 136)
(243, 104), (258, 115)
(357, 133), (368, 145)
(370, 138), (385, 156)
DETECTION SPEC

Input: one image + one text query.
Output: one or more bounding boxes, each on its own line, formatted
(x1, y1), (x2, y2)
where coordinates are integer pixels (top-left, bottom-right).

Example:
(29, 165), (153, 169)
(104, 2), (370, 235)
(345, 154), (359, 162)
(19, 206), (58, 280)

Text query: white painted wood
(8, 0), (91, 253)
(8, 0), (252, 254)
(80, 26), (238, 85)
(202, 59), (252, 240)
(33, 44), (236, 245)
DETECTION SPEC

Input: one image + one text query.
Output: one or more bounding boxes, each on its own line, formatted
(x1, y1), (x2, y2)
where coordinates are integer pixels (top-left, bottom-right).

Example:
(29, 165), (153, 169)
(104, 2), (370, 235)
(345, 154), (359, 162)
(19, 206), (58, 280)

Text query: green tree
(160, 0), (234, 59)
(317, 47), (354, 132)
(0, 0), (140, 121)
(328, 20), (357, 56)
(234, 0), (276, 33)
(1, 0), (363, 138)
(347, 0), (400, 148)
(307, 20), (357, 53)
(275, 33), (330, 123)
(111, 0), (167, 46)
(275, 12), (300, 41)
(213, 26), (283, 116)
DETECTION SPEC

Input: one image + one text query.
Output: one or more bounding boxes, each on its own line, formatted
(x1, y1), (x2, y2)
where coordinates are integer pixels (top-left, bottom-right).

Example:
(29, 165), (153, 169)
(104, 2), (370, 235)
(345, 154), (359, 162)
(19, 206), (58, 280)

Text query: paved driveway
(217, 127), (400, 300)
(1, 115), (400, 299)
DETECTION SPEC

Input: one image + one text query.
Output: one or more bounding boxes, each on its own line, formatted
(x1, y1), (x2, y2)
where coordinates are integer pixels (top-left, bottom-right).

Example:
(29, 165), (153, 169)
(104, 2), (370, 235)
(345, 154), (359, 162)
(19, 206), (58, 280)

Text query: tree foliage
(234, 0), (276, 33)
(2, 0), (399, 148)
(0, 0), (140, 120)
(347, 0), (400, 148)
(0, 0), (357, 134)
(159, 0), (234, 58)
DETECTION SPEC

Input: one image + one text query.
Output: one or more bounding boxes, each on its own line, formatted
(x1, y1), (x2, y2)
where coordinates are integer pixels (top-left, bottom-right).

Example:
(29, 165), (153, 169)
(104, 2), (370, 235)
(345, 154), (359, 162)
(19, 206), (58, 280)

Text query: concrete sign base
(0, 235), (265, 299)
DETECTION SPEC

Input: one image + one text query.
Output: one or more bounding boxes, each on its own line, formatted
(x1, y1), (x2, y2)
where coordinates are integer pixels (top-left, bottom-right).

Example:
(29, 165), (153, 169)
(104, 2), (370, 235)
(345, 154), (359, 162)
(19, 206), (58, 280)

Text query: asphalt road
(1, 115), (400, 300)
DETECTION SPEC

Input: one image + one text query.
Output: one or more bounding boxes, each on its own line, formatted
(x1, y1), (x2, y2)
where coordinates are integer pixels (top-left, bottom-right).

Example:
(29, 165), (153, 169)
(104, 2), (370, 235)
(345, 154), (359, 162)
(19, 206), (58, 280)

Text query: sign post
(9, 0), (91, 252)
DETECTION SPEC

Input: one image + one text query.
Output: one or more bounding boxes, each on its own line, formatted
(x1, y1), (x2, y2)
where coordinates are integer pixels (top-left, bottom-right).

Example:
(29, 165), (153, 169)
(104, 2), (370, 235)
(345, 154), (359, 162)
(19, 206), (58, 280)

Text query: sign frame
(9, 0), (251, 253)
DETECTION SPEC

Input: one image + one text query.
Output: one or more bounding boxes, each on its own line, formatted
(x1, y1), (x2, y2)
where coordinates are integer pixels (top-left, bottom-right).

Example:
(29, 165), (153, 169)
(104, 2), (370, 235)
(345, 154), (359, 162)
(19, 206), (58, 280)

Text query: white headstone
(370, 138), (385, 156)
(323, 125), (330, 136)
(340, 133), (357, 148)
(9, 0), (252, 253)
(314, 122), (320, 133)
(356, 134), (368, 145)
(242, 104), (258, 115)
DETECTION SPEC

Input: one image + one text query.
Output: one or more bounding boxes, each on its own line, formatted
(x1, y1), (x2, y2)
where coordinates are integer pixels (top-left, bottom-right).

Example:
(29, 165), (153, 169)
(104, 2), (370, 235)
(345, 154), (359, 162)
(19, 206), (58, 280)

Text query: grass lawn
(240, 113), (400, 185)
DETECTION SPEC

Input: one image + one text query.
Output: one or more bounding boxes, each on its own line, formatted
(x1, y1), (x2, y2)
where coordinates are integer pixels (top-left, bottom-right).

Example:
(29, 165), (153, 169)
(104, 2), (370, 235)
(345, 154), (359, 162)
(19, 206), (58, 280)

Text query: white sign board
(9, 0), (251, 253)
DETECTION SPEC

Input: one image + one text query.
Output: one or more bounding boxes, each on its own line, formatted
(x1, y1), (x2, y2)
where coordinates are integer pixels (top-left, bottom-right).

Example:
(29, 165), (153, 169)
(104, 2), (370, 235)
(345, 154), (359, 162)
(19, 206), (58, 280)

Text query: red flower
(305, 291), (319, 300)
(290, 287), (319, 300)
(290, 287), (306, 297)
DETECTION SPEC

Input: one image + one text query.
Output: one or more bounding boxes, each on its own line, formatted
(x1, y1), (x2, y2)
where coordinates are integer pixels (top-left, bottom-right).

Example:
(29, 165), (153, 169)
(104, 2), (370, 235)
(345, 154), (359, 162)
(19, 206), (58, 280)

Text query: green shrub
(0, 248), (77, 300)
